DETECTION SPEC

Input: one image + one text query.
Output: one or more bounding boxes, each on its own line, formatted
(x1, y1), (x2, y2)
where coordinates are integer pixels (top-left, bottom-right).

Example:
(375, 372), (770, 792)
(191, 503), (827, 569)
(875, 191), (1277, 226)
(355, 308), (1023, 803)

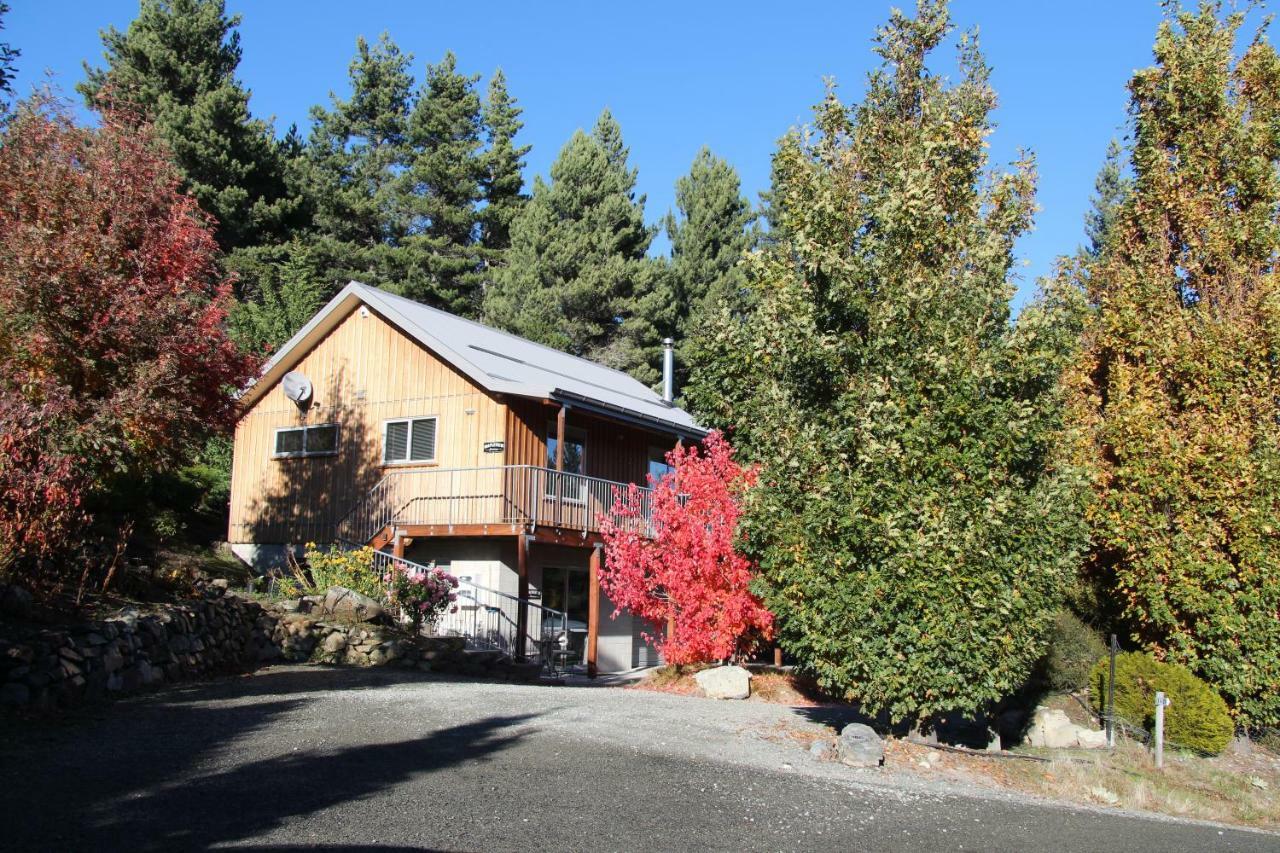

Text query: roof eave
(549, 388), (708, 440)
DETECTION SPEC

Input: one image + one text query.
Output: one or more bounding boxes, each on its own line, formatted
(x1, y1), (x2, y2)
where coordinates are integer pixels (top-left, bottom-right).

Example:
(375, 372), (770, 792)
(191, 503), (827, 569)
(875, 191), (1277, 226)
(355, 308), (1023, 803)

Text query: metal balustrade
(336, 464), (655, 544)
(369, 550), (569, 666)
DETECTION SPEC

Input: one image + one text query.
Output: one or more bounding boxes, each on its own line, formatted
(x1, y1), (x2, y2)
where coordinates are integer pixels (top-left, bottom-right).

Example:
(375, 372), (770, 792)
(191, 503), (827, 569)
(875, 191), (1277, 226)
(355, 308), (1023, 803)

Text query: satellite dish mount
(281, 371), (314, 411)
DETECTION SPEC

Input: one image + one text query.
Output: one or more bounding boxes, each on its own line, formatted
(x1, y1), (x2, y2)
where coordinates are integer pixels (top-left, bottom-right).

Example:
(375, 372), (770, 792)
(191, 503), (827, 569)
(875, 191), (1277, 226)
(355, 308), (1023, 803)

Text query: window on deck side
(545, 424), (586, 500)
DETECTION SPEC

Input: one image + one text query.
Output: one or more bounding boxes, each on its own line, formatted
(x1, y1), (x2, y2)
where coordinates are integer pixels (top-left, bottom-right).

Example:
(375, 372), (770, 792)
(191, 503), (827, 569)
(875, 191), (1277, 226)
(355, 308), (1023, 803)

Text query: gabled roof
(241, 281), (707, 439)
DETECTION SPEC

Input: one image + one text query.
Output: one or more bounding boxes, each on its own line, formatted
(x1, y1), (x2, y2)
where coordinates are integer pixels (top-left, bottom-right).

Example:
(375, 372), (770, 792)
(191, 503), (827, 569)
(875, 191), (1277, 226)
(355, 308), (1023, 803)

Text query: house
(227, 281), (706, 674)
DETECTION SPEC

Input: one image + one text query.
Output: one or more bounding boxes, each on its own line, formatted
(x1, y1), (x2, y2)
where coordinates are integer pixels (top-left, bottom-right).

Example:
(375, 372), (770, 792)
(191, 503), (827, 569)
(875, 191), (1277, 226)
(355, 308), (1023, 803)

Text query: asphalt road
(1, 665), (1272, 852)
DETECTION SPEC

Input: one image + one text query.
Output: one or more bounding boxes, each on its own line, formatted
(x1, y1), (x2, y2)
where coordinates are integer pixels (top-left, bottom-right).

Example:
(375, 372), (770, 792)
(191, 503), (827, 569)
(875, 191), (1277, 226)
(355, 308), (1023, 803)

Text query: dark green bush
(1045, 610), (1106, 691)
(1091, 652), (1234, 755)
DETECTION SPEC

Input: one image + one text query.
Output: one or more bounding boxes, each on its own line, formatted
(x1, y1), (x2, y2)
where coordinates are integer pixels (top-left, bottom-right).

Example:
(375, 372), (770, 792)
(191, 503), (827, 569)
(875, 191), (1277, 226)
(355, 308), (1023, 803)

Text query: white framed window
(383, 416), (438, 464)
(272, 424), (339, 458)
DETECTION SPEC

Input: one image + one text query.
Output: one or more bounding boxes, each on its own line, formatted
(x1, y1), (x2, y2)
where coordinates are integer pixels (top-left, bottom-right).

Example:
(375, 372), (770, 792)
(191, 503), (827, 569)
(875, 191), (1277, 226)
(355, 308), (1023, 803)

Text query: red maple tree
(598, 430), (773, 665)
(0, 97), (258, 590)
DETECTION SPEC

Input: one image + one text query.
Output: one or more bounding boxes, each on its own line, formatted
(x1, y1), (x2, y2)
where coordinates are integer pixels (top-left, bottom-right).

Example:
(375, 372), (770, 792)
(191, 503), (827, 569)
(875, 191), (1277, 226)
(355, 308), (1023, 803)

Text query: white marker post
(1154, 691), (1171, 769)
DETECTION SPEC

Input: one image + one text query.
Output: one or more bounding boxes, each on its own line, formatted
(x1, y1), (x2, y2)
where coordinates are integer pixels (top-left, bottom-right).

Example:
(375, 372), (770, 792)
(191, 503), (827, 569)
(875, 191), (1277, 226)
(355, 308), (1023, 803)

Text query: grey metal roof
(247, 281), (706, 438)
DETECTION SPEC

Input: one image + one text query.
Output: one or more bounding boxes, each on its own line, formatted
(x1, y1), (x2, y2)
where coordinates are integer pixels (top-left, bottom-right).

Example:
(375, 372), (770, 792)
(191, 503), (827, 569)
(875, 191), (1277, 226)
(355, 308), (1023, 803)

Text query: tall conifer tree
(79, 0), (301, 252)
(402, 51), (485, 314)
(483, 111), (656, 377)
(667, 147), (754, 388)
(686, 1), (1085, 724)
(479, 69), (530, 265)
(1064, 3), (1280, 726)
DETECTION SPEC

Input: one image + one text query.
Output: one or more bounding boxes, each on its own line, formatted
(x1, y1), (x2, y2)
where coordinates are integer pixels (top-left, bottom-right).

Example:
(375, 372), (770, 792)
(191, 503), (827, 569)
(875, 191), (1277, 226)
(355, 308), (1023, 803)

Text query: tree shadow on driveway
(4, 666), (536, 851)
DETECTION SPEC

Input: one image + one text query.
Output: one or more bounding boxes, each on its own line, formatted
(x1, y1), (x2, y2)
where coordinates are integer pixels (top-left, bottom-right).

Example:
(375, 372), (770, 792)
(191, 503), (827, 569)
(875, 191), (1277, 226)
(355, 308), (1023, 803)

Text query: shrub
(278, 544), (384, 601)
(1045, 610), (1106, 692)
(1091, 652), (1234, 755)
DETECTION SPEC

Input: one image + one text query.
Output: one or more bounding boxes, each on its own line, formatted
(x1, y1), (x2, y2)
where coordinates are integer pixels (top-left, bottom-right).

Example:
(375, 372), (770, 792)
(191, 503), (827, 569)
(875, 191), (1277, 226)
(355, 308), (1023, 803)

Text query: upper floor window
(648, 446), (675, 485)
(273, 424), (338, 458)
(384, 417), (437, 464)
(546, 424), (587, 500)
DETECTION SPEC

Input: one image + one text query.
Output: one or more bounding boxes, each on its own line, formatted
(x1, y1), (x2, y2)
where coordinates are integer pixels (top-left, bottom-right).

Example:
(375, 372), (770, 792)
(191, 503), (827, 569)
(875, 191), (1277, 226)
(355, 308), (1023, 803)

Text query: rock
(1249, 776), (1268, 790)
(809, 739), (836, 761)
(211, 578), (229, 590)
(926, 750), (941, 764)
(1024, 706), (1108, 749)
(320, 587), (384, 623)
(836, 723), (884, 768)
(693, 665), (752, 700)
(1090, 786), (1120, 805)
(322, 632), (348, 654)
(0, 584), (33, 619)
(0, 682), (29, 706)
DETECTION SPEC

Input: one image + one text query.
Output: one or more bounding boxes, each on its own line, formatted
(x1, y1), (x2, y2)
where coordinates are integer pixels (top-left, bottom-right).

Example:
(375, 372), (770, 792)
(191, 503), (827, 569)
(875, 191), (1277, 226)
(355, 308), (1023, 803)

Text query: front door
(541, 565), (590, 662)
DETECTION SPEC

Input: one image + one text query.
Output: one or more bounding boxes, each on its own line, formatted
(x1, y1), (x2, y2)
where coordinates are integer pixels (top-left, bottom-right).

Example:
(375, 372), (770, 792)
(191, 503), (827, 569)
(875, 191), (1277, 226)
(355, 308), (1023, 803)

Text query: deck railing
(369, 550), (568, 664)
(336, 464), (654, 544)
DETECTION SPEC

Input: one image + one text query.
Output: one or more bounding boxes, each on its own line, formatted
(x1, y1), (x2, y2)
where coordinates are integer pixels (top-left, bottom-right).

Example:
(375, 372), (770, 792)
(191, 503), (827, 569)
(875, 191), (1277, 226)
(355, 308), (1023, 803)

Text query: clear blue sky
(6, 1), (1235, 308)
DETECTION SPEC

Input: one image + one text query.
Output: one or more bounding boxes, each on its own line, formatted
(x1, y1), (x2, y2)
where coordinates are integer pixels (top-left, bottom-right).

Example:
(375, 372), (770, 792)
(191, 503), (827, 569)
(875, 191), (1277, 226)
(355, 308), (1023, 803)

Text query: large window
(383, 417), (437, 464)
(546, 424), (586, 500)
(648, 446), (675, 485)
(272, 424), (338, 458)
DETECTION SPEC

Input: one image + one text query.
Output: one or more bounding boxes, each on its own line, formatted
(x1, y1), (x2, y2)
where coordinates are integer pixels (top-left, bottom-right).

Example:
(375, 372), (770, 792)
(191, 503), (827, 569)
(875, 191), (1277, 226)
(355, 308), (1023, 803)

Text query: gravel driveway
(2, 665), (1272, 852)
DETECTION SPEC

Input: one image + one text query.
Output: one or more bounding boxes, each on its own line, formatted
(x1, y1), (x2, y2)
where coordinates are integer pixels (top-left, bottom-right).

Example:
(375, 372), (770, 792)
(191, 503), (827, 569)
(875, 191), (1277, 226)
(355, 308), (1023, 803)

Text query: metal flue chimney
(661, 338), (675, 403)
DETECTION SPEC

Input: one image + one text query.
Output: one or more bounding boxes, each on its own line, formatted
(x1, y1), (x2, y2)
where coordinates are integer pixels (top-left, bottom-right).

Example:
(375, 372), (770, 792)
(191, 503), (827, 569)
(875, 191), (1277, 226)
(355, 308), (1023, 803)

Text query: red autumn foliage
(0, 96), (258, 589)
(598, 430), (773, 665)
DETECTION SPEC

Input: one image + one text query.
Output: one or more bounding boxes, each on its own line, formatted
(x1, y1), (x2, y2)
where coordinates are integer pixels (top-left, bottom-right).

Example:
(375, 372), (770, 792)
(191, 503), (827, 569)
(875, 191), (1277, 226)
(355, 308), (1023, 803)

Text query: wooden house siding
(228, 305), (506, 544)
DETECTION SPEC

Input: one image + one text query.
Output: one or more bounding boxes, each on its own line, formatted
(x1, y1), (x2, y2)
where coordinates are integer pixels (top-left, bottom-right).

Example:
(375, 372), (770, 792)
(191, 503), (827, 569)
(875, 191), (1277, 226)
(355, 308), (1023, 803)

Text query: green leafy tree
(1083, 139), (1131, 259)
(1063, 3), (1280, 726)
(79, 0), (302, 252)
(483, 111), (657, 378)
(479, 69), (530, 266)
(401, 51), (485, 314)
(685, 0), (1086, 725)
(667, 147), (755, 389)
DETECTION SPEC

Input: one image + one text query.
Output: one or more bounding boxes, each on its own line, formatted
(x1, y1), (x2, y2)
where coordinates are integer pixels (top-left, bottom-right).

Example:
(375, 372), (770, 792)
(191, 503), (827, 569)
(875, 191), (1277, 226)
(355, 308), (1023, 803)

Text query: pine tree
(685, 0), (1086, 725)
(479, 69), (530, 265)
(1064, 3), (1280, 726)
(667, 147), (755, 389)
(401, 52), (485, 314)
(79, 0), (301, 252)
(483, 112), (656, 379)
(301, 33), (415, 297)
(1083, 139), (1130, 258)
(227, 241), (327, 352)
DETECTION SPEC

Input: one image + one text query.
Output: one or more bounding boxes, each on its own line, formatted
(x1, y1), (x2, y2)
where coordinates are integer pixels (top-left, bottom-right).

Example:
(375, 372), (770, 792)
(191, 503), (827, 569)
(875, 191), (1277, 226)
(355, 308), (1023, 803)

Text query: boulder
(809, 739), (836, 761)
(837, 723), (884, 768)
(321, 632), (348, 654)
(694, 665), (752, 700)
(1024, 706), (1107, 749)
(319, 587), (384, 623)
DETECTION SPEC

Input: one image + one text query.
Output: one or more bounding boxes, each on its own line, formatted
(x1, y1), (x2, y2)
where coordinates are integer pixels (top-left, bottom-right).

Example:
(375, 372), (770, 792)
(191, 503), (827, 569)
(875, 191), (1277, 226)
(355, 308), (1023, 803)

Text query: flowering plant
(385, 560), (460, 633)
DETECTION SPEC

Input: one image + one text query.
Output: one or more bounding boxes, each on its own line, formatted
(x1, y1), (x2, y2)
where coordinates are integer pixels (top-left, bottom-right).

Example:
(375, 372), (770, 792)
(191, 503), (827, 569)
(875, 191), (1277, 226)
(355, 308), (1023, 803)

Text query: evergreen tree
(479, 69), (530, 265)
(300, 34), (415, 300)
(685, 1), (1086, 725)
(79, 0), (301, 252)
(227, 241), (327, 352)
(1064, 3), (1280, 726)
(667, 147), (754, 389)
(401, 52), (485, 314)
(484, 113), (656, 379)
(1083, 139), (1130, 258)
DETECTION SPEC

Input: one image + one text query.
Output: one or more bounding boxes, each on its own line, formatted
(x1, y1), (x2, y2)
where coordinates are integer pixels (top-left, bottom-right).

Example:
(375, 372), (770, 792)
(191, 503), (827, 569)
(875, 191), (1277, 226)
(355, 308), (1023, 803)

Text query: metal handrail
(369, 549), (568, 665)
(335, 464), (655, 544)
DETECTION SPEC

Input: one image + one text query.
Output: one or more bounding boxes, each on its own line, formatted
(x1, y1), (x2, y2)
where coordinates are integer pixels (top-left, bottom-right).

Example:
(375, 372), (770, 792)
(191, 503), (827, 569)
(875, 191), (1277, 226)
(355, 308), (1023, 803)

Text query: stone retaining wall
(0, 587), (539, 712)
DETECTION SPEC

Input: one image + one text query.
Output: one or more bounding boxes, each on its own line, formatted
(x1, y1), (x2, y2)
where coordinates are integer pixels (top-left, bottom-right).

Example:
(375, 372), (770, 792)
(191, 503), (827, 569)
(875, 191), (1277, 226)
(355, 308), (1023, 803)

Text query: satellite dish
(281, 371), (313, 409)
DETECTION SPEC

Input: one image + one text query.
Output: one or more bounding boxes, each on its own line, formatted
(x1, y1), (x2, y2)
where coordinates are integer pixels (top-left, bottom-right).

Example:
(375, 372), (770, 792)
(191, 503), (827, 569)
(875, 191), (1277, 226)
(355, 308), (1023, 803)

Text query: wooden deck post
(516, 534), (529, 660)
(555, 404), (566, 472)
(587, 543), (601, 678)
(392, 530), (404, 560)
